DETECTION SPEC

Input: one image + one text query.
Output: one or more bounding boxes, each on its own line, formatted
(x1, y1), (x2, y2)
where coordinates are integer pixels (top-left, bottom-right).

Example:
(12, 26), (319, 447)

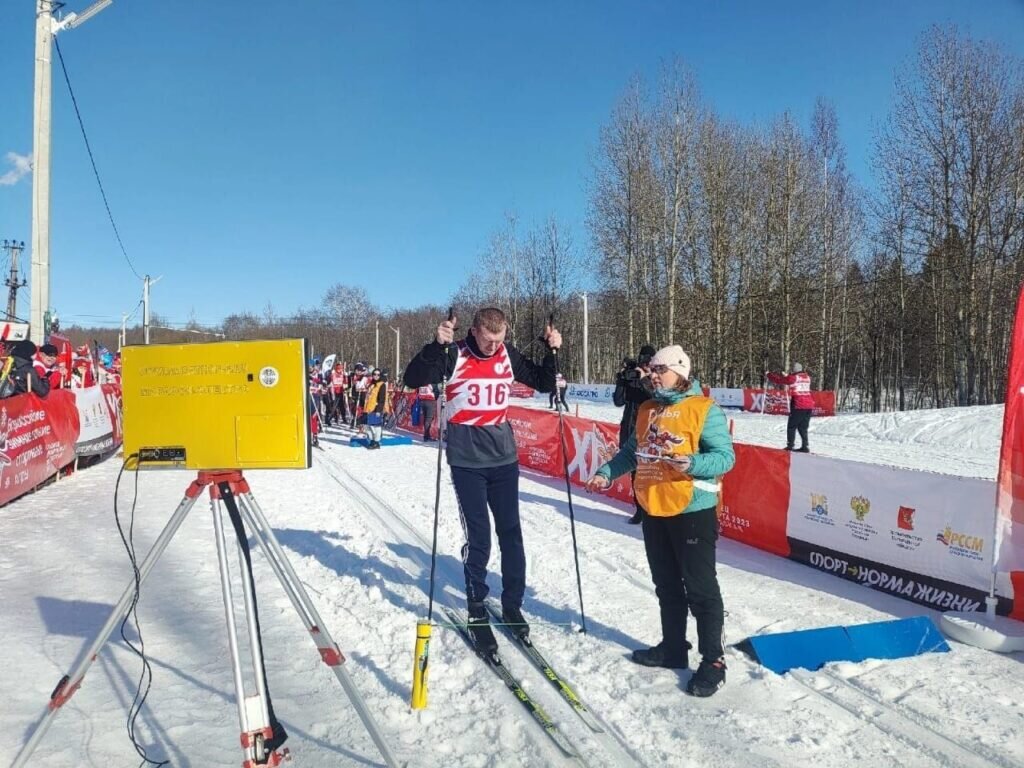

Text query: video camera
(620, 348), (655, 382)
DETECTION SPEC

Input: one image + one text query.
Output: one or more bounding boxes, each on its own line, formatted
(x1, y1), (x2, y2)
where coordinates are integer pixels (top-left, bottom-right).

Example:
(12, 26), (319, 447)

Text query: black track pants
(642, 507), (724, 662)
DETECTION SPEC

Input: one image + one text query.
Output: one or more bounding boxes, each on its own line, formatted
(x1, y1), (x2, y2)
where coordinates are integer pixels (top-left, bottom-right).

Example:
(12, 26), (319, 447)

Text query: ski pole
(549, 312), (588, 634)
(412, 306), (455, 710)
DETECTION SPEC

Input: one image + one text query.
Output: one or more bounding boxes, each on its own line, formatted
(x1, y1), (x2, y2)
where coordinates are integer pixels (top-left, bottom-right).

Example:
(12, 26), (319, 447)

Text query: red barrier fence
(392, 391), (1018, 618)
(0, 384), (122, 508)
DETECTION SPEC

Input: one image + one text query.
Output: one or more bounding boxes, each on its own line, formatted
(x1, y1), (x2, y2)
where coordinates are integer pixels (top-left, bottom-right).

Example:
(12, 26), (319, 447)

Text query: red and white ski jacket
(444, 341), (514, 427)
(403, 334), (556, 468)
(330, 370), (347, 393)
(767, 370), (814, 410)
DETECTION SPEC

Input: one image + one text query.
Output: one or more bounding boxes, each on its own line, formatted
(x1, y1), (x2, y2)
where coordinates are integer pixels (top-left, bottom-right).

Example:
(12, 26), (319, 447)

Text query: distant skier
(403, 307), (561, 653)
(767, 363), (814, 452)
(417, 383), (439, 441)
(549, 372), (569, 411)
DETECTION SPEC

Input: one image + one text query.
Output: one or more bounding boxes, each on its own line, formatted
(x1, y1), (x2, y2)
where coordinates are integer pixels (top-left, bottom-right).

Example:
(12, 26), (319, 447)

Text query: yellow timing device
(122, 339), (311, 470)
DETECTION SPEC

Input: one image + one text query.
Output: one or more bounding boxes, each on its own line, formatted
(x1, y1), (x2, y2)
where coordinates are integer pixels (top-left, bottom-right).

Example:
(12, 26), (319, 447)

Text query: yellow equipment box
(122, 339), (311, 470)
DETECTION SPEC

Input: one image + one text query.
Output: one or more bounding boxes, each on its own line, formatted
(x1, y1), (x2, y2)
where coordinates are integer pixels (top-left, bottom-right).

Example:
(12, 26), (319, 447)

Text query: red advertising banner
(0, 390), (79, 506)
(510, 383), (536, 399)
(996, 283), (1024, 618)
(742, 389), (836, 417)
(719, 444), (792, 556)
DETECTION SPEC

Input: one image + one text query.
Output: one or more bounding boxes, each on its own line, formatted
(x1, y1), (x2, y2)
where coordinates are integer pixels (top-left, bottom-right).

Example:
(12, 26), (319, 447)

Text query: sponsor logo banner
(708, 388), (744, 408)
(565, 383), (616, 404)
(788, 453), (995, 594)
(788, 539), (1012, 614)
(72, 384), (122, 456)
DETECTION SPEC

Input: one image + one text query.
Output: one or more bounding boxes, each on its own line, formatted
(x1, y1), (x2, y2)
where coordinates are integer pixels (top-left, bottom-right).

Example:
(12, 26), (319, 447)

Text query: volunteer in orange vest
(586, 344), (735, 698)
(767, 362), (814, 452)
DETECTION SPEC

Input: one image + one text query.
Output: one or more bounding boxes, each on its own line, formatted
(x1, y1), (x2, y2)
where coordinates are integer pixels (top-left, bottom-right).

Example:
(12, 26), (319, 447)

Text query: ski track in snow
(0, 404), (1022, 767)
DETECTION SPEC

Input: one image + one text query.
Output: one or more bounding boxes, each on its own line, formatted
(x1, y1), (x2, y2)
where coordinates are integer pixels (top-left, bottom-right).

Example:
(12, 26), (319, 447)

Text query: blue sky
(1, 1), (1022, 331)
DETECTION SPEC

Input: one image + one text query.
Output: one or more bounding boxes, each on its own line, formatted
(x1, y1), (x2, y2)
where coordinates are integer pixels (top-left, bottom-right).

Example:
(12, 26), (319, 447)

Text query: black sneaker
(686, 657), (726, 697)
(631, 642), (688, 669)
(797, 446), (810, 453)
(626, 509), (644, 525)
(784, 446), (794, 451)
(466, 603), (498, 654)
(501, 604), (530, 640)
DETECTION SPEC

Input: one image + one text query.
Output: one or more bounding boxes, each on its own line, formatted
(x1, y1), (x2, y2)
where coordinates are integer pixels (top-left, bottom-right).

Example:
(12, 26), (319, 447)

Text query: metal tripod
(12, 470), (400, 768)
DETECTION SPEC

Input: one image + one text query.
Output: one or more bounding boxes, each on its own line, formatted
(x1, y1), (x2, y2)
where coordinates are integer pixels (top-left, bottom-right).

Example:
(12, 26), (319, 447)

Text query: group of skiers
(307, 360), (394, 449)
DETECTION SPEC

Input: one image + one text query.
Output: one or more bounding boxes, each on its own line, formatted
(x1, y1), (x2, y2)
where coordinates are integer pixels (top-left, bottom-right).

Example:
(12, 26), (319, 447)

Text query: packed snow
(1, 405), (1021, 767)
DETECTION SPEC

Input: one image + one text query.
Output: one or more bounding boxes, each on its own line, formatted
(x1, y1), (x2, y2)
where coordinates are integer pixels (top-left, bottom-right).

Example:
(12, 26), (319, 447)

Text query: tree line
(63, 26), (1024, 412)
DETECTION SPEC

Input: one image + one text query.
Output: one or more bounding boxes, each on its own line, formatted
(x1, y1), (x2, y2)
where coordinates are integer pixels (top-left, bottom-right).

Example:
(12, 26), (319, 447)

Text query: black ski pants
(642, 507), (724, 662)
(323, 390), (335, 424)
(549, 389), (569, 410)
(451, 461), (525, 610)
(787, 408), (812, 449)
(420, 398), (437, 439)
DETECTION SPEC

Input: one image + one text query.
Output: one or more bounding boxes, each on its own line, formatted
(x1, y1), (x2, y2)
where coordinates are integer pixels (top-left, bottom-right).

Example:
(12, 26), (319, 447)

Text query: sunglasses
(649, 364), (670, 374)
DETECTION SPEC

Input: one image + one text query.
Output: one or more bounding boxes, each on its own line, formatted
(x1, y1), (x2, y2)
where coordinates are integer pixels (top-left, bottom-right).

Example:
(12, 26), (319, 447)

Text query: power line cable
(53, 37), (144, 282)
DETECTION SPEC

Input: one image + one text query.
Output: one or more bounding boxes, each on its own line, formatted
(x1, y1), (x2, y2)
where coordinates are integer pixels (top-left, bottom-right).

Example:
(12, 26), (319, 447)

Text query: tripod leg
(238, 492), (401, 768)
(12, 492), (200, 768)
(211, 496), (276, 766)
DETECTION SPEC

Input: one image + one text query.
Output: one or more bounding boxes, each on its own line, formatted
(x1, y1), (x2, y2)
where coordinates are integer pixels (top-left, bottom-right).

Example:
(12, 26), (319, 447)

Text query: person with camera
(614, 345), (655, 524)
(403, 307), (561, 653)
(586, 345), (735, 697)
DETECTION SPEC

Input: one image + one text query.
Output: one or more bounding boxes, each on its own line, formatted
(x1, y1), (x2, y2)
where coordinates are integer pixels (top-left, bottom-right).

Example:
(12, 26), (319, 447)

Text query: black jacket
(613, 372), (651, 445)
(10, 355), (50, 398)
(403, 334), (556, 468)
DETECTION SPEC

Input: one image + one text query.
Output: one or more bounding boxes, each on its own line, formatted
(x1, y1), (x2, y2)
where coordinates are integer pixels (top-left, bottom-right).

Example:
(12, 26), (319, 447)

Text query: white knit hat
(650, 345), (691, 380)
(792, 362), (803, 373)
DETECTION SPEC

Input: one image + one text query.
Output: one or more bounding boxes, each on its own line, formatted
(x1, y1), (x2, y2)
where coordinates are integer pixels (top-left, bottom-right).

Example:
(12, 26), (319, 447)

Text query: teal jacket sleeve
(689, 404), (736, 478)
(596, 433), (638, 481)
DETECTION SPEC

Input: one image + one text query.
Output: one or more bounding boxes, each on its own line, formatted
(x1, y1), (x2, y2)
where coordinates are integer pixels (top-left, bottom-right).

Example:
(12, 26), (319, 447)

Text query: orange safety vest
(364, 381), (392, 414)
(632, 396), (715, 517)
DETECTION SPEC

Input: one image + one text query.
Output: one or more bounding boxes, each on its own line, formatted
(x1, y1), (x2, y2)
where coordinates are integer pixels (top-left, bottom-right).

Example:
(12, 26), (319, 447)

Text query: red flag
(996, 284), (1024, 613)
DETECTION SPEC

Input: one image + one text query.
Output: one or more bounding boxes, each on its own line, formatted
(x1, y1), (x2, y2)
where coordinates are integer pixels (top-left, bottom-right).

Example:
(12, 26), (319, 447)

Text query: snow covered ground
(1, 405), (1022, 767)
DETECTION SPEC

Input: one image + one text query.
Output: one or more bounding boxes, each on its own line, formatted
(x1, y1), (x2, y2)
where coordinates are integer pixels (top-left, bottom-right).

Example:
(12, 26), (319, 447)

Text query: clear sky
(1, 1), (1022, 331)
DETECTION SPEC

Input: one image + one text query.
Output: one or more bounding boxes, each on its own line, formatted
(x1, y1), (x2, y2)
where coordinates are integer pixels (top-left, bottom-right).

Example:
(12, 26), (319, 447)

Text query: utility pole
(2, 240), (27, 321)
(143, 276), (151, 344)
(142, 274), (162, 345)
(29, 0), (113, 344)
(375, 320), (379, 369)
(120, 312), (126, 349)
(389, 326), (400, 378)
(581, 292), (589, 384)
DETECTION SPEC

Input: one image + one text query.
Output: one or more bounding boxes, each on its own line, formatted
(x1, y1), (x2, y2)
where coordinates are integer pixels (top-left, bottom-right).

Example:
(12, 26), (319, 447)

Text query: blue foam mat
(347, 436), (413, 447)
(740, 615), (950, 674)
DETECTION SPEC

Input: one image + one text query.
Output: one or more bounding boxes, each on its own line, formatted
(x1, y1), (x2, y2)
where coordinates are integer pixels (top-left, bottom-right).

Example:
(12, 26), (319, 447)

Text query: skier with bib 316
(586, 345), (735, 697)
(403, 307), (561, 652)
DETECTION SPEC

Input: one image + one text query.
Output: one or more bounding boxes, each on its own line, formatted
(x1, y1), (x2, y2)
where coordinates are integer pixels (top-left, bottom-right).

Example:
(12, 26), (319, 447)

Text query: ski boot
(501, 604), (530, 641)
(467, 602), (498, 654)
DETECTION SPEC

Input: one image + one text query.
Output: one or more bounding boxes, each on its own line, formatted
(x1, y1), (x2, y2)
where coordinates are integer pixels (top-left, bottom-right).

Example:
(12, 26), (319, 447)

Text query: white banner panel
(787, 454), (995, 594)
(564, 383), (616, 404)
(709, 388), (744, 408)
(72, 385), (117, 455)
